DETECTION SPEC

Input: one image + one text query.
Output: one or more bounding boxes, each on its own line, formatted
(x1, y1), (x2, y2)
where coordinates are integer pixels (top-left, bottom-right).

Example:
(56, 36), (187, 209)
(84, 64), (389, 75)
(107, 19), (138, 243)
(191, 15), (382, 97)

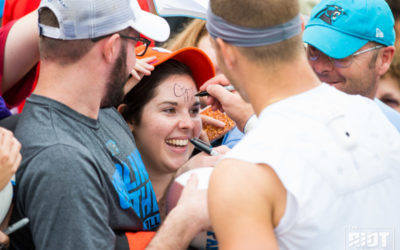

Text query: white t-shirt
(225, 84), (400, 250)
(0, 182), (12, 223)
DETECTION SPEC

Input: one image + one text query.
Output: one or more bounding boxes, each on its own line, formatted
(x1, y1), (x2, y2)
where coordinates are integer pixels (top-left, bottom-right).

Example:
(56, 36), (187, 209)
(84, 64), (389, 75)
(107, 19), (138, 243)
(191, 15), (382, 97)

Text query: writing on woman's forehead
(173, 83), (196, 103)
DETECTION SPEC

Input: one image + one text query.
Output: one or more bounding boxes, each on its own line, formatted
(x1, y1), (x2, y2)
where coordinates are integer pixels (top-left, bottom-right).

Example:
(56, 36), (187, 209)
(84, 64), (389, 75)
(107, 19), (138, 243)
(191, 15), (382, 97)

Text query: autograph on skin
(173, 83), (196, 103)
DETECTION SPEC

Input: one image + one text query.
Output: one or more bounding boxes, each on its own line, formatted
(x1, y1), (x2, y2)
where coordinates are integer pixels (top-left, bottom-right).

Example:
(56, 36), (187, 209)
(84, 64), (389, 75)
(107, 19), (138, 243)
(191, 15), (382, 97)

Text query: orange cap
(136, 46), (216, 89)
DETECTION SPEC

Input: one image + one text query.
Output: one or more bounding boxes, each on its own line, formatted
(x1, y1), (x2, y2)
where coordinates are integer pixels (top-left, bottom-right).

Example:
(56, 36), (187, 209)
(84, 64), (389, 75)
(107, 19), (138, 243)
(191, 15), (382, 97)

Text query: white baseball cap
(38, 0), (170, 42)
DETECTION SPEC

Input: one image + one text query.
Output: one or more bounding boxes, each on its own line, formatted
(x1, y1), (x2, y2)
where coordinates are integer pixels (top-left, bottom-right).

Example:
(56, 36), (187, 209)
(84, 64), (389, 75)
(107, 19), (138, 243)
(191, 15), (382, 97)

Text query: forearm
(3, 10), (39, 94)
(146, 205), (203, 249)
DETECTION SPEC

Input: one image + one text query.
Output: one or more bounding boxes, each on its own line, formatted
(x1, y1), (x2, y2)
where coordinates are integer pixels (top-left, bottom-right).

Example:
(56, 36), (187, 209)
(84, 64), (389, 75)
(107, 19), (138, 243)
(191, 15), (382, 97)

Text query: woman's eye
(190, 107), (200, 115)
(163, 108), (176, 114)
(381, 97), (400, 108)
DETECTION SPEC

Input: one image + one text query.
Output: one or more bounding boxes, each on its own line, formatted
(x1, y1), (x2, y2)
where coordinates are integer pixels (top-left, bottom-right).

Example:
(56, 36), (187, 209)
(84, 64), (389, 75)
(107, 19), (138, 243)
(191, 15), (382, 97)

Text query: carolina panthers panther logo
(315, 5), (345, 25)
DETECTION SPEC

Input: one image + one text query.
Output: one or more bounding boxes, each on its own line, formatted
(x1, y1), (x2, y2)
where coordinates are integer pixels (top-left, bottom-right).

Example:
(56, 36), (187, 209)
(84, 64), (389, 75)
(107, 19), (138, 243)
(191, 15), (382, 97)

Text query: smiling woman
(118, 46), (220, 219)
(377, 51), (400, 112)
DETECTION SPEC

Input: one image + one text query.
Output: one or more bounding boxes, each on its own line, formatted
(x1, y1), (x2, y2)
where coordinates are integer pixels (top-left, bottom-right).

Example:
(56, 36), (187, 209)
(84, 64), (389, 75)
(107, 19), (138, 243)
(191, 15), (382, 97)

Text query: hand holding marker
(189, 138), (220, 156)
(195, 85), (235, 97)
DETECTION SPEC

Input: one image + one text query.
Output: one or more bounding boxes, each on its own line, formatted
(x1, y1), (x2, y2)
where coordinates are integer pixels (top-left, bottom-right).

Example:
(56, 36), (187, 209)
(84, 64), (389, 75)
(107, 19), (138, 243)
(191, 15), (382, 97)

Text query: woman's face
(132, 74), (202, 175)
(377, 75), (400, 112)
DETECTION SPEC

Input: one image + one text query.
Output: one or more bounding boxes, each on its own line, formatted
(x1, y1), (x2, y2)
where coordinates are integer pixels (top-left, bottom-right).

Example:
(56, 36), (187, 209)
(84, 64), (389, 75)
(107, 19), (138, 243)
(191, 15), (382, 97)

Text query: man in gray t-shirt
(12, 97), (159, 249)
(10, 0), (211, 249)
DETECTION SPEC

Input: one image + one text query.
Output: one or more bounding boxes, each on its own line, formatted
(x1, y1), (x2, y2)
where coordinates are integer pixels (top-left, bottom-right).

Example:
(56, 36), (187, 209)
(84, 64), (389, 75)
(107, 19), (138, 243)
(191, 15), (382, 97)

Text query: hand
(200, 114), (225, 128)
(175, 174), (211, 231)
(199, 114), (226, 142)
(177, 145), (230, 176)
(0, 231), (9, 250)
(0, 128), (21, 190)
(199, 75), (254, 132)
(123, 56), (156, 95)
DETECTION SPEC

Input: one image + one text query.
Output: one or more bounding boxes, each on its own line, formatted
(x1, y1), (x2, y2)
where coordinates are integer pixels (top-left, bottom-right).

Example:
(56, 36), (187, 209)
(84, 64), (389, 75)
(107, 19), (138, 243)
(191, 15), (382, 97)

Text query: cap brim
(130, 10), (170, 42)
(303, 25), (368, 59)
(168, 48), (216, 89)
(138, 47), (215, 89)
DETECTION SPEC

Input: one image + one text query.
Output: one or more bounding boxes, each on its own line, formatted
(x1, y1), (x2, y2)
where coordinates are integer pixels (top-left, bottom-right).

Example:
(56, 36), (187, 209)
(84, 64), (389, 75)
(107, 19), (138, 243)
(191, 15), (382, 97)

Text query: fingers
(198, 130), (210, 144)
(200, 114), (225, 128)
(0, 231), (9, 247)
(124, 57), (157, 94)
(198, 75), (232, 111)
(205, 84), (234, 112)
(0, 128), (22, 189)
(178, 173), (199, 205)
(135, 57), (155, 76)
(129, 68), (141, 81)
(185, 173), (199, 189)
(199, 74), (231, 91)
(206, 84), (232, 104)
(130, 57), (156, 81)
(0, 128), (21, 170)
(213, 145), (230, 154)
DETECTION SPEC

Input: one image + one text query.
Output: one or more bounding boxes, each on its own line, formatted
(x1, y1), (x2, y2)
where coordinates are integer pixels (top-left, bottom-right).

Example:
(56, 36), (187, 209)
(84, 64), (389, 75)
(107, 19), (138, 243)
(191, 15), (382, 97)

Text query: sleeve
(19, 144), (115, 250)
(0, 19), (38, 108)
(221, 126), (244, 149)
(125, 232), (156, 250)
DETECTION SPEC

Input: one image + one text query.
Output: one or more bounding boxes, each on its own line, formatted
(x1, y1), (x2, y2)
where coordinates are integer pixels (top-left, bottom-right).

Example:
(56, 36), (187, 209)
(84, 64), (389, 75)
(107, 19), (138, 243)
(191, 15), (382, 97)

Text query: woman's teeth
(165, 139), (188, 147)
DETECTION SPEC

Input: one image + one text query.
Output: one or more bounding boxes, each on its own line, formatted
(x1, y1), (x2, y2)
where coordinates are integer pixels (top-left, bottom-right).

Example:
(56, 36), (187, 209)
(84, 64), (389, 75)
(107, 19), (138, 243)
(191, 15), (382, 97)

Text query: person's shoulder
(17, 143), (99, 191)
(213, 158), (282, 191)
(209, 159), (286, 228)
(23, 143), (93, 173)
(100, 107), (129, 128)
(100, 107), (135, 139)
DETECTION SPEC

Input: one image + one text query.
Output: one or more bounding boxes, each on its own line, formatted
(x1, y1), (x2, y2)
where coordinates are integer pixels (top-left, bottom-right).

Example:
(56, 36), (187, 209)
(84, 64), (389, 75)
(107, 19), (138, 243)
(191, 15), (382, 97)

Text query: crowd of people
(0, 0), (399, 249)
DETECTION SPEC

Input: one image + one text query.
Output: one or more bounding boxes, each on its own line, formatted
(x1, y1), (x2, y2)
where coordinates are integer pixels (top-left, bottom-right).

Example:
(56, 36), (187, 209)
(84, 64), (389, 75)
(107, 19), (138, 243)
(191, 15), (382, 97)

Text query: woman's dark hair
(120, 59), (193, 125)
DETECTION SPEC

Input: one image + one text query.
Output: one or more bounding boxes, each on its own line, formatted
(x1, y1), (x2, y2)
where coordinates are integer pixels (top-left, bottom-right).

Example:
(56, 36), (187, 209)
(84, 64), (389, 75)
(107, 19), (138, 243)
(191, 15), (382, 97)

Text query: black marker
(195, 85), (235, 97)
(4, 218), (29, 235)
(190, 138), (219, 156)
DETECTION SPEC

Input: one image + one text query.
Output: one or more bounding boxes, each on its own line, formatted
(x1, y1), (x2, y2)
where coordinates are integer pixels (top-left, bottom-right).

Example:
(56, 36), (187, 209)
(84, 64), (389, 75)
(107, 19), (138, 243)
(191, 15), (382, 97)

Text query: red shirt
(2, 0), (39, 26)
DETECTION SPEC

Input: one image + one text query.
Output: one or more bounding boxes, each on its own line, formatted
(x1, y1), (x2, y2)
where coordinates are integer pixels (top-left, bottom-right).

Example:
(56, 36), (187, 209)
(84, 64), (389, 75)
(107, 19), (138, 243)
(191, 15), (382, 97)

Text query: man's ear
(216, 37), (237, 70)
(376, 46), (395, 76)
(102, 33), (121, 63)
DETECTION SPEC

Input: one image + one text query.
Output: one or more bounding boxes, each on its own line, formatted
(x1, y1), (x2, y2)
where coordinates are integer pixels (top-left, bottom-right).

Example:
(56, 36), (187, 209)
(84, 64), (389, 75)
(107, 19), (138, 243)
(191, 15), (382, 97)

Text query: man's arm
(13, 145), (115, 250)
(146, 174), (211, 249)
(208, 159), (286, 250)
(2, 10), (39, 94)
(0, 127), (21, 190)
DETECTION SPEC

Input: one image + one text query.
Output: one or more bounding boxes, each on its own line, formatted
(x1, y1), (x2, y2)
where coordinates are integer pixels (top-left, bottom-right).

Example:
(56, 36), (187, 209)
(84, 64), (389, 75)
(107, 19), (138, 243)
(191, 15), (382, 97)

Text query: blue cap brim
(303, 25), (368, 59)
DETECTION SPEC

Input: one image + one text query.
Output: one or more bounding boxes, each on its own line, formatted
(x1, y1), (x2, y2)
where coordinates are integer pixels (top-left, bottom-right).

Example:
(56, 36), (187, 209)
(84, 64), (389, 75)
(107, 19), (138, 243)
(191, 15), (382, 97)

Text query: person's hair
(366, 42), (382, 69)
(120, 59), (193, 126)
(163, 19), (208, 51)
(209, 0), (303, 64)
(386, 0), (400, 20)
(383, 50), (400, 89)
(38, 7), (98, 64)
(39, 7), (131, 65)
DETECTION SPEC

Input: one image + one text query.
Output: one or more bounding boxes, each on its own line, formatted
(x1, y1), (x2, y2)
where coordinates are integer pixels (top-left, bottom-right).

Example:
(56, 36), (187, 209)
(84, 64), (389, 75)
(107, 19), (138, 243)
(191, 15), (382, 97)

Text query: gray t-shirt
(10, 94), (160, 250)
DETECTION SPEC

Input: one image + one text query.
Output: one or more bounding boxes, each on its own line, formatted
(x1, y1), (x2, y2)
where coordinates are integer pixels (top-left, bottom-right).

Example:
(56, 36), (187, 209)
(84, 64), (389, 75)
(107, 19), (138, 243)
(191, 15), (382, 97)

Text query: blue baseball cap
(303, 0), (395, 59)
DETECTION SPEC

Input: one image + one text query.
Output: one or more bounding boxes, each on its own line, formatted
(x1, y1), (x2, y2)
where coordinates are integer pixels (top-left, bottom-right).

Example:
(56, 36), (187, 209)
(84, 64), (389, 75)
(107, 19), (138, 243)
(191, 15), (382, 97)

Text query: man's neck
(34, 61), (107, 120)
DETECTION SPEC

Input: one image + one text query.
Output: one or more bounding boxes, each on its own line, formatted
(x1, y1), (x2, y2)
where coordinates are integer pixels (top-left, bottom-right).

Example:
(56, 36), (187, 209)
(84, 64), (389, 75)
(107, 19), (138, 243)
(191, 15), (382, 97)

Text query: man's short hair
(210, 0), (303, 64)
(38, 8), (97, 65)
